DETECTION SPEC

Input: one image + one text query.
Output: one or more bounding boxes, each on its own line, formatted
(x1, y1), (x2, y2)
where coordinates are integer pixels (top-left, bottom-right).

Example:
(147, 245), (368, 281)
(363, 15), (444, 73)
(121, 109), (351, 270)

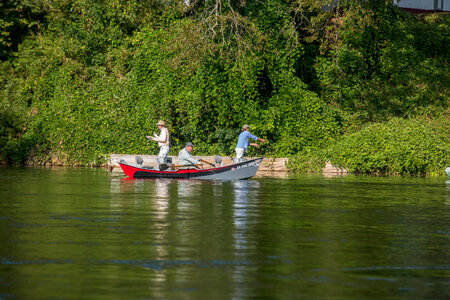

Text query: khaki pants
(156, 146), (170, 165)
(158, 146), (170, 158)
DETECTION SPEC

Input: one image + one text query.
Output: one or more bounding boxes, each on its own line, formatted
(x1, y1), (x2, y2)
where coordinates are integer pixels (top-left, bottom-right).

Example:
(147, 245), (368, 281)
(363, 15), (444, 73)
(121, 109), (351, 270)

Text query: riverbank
(0, 153), (360, 176)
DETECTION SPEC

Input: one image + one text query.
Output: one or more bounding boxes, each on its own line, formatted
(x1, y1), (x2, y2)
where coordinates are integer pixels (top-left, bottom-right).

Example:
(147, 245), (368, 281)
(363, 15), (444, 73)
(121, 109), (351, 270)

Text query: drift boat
(119, 157), (264, 180)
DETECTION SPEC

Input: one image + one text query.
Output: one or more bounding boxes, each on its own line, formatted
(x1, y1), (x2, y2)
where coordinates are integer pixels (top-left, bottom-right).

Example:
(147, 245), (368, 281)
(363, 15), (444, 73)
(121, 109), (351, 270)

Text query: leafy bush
(289, 114), (450, 175)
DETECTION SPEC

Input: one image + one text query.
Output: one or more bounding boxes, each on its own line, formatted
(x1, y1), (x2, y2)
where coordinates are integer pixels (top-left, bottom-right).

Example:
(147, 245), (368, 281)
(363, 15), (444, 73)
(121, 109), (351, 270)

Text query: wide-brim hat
(242, 124), (250, 130)
(156, 120), (166, 126)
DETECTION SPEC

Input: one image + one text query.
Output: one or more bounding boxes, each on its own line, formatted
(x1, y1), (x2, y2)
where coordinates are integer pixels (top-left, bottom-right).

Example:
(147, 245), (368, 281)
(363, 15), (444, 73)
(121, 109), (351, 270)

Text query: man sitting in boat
(178, 142), (202, 168)
(235, 124), (266, 161)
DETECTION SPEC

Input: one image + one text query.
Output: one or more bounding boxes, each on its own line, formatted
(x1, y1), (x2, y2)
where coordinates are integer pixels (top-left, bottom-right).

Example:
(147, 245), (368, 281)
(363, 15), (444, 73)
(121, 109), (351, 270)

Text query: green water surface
(0, 167), (449, 299)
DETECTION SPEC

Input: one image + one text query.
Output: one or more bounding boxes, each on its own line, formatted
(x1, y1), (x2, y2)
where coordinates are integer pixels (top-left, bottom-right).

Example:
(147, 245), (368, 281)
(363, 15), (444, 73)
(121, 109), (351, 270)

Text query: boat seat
(139, 166), (154, 170)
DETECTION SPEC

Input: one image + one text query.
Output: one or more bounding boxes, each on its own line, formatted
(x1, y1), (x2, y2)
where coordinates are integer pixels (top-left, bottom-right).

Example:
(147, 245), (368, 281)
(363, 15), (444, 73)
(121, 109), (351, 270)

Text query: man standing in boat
(178, 142), (202, 168)
(146, 120), (170, 165)
(235, 124), (266, 159)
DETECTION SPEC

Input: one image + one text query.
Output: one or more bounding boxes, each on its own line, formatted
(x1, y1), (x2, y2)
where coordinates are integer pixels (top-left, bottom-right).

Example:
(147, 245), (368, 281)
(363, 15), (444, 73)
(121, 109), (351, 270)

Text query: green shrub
(289, 114), (449, 175)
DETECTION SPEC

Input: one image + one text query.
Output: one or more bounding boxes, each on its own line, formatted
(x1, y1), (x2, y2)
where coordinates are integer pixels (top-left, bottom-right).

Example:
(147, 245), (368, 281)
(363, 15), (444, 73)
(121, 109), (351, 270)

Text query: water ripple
(93, 259), (253, 271)
(341, 266), (450, 271)
(1, 258), (74, 265)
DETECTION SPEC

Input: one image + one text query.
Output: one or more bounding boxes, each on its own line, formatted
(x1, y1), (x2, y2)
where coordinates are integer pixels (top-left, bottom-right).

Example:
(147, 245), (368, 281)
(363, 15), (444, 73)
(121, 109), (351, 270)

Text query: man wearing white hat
(146, 120), (170, 164)
(235, 124), (266, 159)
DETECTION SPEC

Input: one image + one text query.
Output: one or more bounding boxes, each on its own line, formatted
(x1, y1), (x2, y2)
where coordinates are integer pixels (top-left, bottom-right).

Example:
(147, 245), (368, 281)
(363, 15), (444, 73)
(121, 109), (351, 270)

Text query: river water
(0, 167), (448, 299)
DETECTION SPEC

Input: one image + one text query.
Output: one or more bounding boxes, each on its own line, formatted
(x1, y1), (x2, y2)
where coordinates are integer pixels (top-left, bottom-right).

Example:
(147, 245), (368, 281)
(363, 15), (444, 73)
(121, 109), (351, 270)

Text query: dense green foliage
(0, 0), (449, 174)
(288, 114), (449, 175)
(315, 3), (449, 122)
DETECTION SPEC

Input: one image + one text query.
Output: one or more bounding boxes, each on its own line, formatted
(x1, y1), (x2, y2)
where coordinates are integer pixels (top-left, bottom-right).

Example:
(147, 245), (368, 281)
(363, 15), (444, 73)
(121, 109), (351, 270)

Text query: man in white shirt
(146, 120), (170, 164)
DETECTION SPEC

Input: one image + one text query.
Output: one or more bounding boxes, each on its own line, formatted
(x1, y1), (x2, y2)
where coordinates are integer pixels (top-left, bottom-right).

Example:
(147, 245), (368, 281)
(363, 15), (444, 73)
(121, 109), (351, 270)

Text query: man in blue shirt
(235, 124), (266, 159)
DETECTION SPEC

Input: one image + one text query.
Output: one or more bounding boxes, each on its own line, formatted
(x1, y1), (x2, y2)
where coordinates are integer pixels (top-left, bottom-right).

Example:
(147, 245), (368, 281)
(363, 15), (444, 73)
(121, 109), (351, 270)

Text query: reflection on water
(232, 180), (261, 251)
(0, 168), (448, 299)
(153, 179), (170, 223)
(110, 176), (144, 194)
(155, 179), (170, 200)
(446, 180), (450, 205)
(232, 180), (261, 300)
(177, 180), (199, 198)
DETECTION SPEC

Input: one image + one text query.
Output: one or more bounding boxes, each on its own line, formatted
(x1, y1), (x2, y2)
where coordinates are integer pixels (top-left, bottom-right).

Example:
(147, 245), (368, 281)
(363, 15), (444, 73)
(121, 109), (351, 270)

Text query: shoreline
(0, 154), (351, 176)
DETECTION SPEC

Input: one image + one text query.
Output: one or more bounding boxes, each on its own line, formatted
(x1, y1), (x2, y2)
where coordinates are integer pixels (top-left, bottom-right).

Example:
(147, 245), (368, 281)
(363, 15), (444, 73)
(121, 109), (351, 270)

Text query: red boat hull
(119, 157), (264, 180)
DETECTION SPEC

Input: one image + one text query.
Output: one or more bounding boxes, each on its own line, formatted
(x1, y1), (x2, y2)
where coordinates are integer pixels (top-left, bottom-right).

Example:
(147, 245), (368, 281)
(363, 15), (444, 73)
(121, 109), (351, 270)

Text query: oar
(199, 159), (215, 167)
(159, 159), (215, 171)
(159, 163), (202, 171)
